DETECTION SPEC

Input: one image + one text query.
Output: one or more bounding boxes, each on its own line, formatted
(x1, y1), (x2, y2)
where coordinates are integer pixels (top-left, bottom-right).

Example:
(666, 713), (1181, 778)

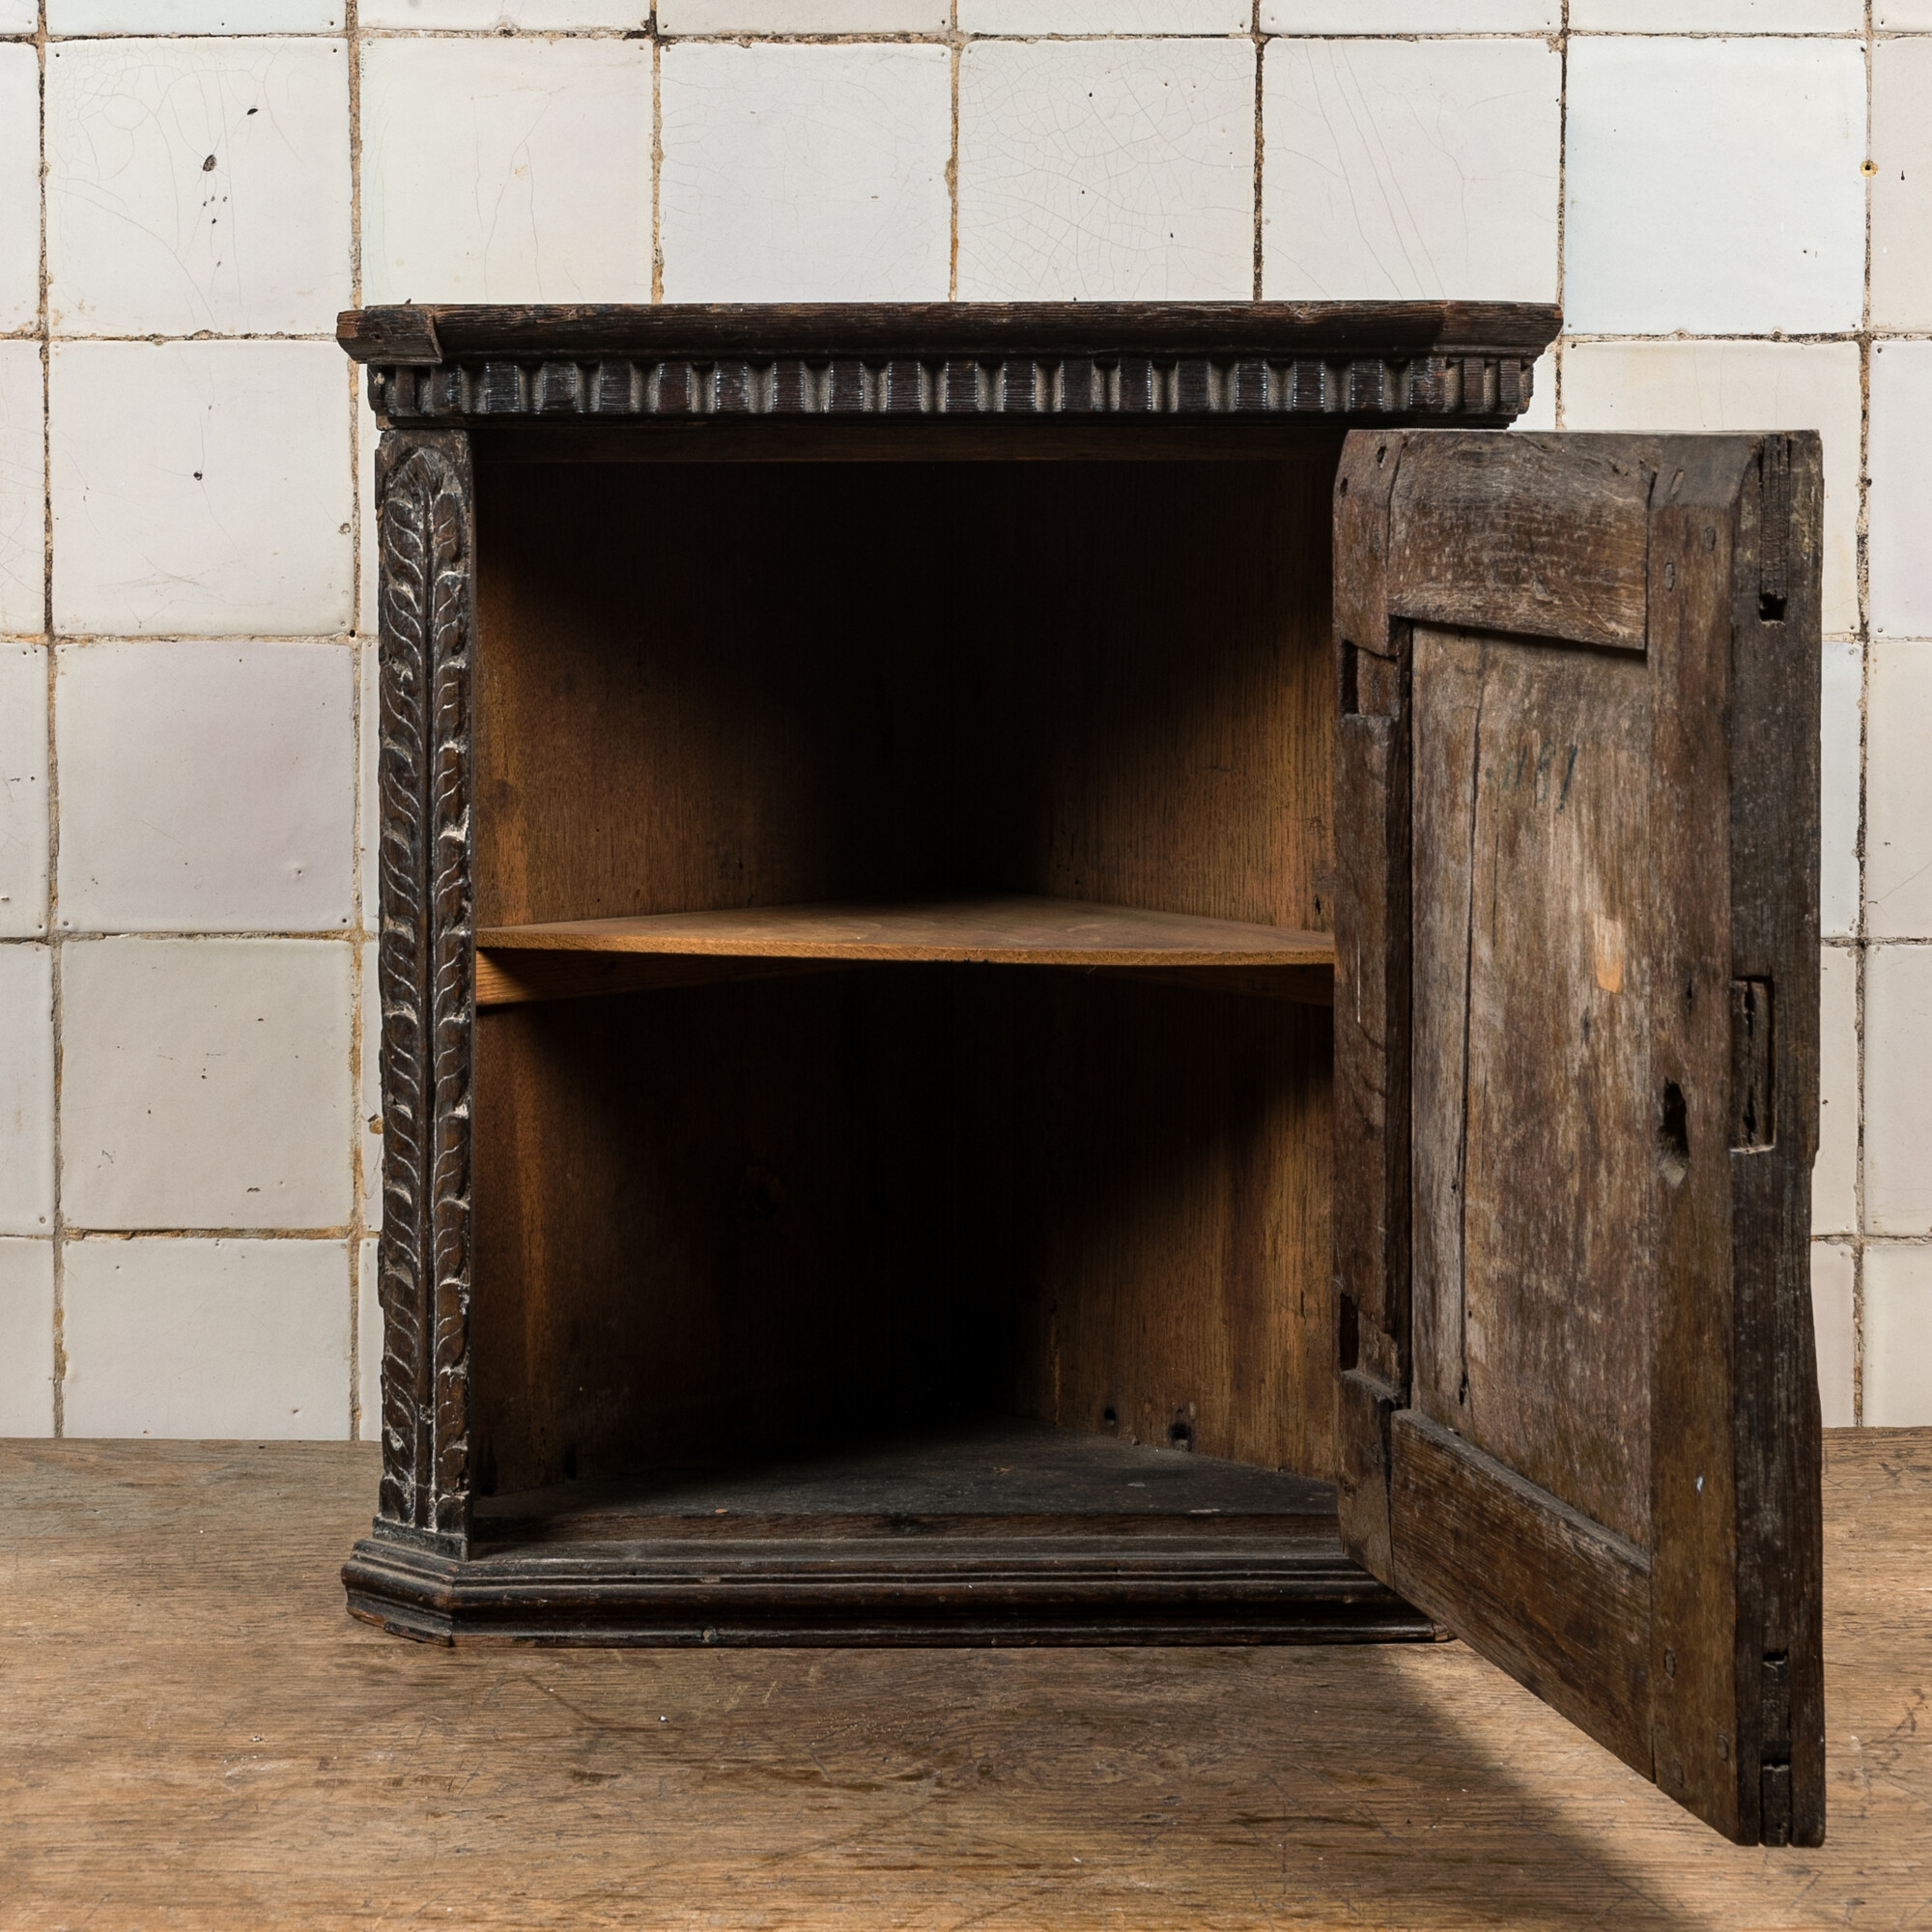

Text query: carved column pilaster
(373, 429), (475, 1551)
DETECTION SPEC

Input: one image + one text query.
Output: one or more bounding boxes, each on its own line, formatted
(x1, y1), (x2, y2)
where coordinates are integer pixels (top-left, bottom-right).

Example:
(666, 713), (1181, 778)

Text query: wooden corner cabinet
(337, 301), (1825, 1846)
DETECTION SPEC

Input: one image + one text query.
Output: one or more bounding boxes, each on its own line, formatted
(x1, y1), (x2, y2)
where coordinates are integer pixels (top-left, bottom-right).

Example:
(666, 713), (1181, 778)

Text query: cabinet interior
(467, 444), (1346, 1528)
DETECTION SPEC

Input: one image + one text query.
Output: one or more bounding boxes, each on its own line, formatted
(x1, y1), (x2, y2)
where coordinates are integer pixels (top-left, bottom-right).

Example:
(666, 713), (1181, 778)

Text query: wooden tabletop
(4, 1430), (1926, 1928)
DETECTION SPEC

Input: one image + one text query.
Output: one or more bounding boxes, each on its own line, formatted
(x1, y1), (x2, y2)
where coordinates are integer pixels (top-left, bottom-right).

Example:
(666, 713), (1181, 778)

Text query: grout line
(948, 4), (960, 302)
(1852, 0), (1875, 1425)
(1552, 2), (1567, 430)
(652, 33), (664, 303)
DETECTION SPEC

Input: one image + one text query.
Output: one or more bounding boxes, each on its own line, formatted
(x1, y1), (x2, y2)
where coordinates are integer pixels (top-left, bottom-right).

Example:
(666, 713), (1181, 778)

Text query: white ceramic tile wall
(3, 3), (1915, 1436)
(49, 340), (354, 637)
(0, 1237), (55, 1435)
(1811, 1242), (1855, 1431)
(0, 45), (40, 334)
(1869, 341), (1932, 641)
(1565, 39), (1864, 335)
(1861, 1243), (1932, 1427)
(663, 43), (951, 302)
(61, 1236), (350, 1437)
(957, 39), (1253, 300)
(55, 640), (355, 932)
(60, 937), (353, 1232)
(1263, 39), (1559, 303)
(0, 645), (48, 937)
(0, 344), (45, 639)
(0, 942), (55, 1236)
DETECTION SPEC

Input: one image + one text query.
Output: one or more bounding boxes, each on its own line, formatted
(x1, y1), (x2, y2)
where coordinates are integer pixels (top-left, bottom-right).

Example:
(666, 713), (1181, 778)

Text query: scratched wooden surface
(2, 1430), (1925, 1929)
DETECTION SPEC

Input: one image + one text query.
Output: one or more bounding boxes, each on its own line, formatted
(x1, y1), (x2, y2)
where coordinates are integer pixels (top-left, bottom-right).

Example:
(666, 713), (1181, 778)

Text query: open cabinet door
(1332, 429), (1824, 1846)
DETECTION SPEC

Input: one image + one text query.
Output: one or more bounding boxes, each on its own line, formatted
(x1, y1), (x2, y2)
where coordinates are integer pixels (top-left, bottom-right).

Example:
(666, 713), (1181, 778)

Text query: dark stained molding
(339, 301), (1562, 431)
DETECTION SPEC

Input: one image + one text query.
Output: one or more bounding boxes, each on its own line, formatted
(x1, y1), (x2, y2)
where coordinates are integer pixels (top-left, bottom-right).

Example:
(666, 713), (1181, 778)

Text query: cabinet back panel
(472, 448), (1339, 927)
(471, 970), (1331, 1492)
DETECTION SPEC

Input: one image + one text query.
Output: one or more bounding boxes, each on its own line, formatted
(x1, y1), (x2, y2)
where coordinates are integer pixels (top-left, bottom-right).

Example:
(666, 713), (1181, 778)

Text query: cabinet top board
(338, 301), (1562, 433)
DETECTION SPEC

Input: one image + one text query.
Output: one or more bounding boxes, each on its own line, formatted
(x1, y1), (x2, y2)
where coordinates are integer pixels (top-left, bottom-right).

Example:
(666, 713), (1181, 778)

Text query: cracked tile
(958, 38), (1253, 300)
(1263, 37), (1558, 302)
(0, 1238), (53, 1436)
(47, 37), (351, 337)
(61, 936), (354, 1232)
(360, 36), (652, 305)
(62, 1237), (351, 1438)
(56, 639), (355, 933)
(1565, 38), (1864, 333)
(663, 43), (950, 301)
(49, 339), (353, 637)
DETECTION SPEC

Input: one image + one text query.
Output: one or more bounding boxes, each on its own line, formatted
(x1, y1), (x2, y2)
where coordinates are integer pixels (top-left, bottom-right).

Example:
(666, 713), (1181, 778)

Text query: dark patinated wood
(372, 430), (475, 1556)
(341, 301), (1557, 432)
(7, 1433), (1923, 1925)
(1332, 428), (1824, 1845)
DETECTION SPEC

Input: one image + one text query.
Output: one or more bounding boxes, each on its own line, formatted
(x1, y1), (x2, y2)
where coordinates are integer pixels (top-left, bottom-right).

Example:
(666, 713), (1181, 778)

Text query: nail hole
(1658, 1082), (1690, 1188)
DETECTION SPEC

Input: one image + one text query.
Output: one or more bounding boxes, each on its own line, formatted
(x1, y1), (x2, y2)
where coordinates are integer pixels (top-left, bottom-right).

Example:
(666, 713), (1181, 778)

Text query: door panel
(1333, 430), (1824, 1847)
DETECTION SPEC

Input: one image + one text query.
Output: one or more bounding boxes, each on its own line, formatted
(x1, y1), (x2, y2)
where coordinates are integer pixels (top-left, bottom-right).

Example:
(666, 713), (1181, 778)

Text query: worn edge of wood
(375, 429), (476, 1553)
(340, 1528), (1438, 1649)
(1388, 1409), (1654, 1774)
(339, 300), (1564, 363)
(1331, 429), (1412, 1580)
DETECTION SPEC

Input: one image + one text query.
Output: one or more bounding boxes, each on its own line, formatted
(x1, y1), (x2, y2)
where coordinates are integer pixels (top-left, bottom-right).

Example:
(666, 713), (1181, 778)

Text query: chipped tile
(62, 1236), (350, 1439)
(47, 38), (351, 338)
(663, 42), (951, 301)
(1565, 38), (1864, 334)
(360, 37), (652, 306)
(958, 37), (1253, 300)
(49, 340), (354, 637)
(1263, 37), (1559, 303)
(61, 937), (354, 1232)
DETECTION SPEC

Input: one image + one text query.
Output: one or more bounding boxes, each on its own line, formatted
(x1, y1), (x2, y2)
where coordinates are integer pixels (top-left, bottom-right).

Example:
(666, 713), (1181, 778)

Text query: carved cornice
(374, 430), (475, 1552)
(339, 302), (1560, 431)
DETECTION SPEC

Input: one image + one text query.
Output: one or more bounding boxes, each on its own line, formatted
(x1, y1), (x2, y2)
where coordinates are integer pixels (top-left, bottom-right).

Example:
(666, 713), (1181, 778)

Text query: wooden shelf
(475, 895), (1335, 1008)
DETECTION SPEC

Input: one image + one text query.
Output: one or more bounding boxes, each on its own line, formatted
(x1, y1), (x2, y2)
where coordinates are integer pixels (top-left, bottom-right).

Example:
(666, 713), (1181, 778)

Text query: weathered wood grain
(1, 1432), (1921, 1929)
